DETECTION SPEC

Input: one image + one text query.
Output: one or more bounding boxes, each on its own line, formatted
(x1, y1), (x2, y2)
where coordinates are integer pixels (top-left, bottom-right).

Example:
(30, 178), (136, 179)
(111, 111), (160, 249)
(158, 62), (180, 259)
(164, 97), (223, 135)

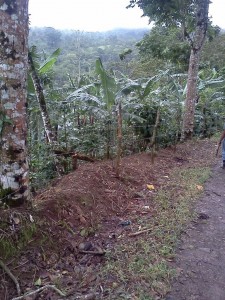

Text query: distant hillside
(29, 27), (149, 85)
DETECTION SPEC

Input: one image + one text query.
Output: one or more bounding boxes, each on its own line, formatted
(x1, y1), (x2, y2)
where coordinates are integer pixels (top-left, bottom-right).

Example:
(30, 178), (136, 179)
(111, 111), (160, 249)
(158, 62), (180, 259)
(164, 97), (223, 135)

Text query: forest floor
(0, 137), (223, 300)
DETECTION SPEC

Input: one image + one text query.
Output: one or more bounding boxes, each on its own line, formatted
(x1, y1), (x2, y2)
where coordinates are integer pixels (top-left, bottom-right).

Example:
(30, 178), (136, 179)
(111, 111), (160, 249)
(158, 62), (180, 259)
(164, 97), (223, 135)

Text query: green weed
(99, 166), (211, 299)
(0, 218), (36, 260)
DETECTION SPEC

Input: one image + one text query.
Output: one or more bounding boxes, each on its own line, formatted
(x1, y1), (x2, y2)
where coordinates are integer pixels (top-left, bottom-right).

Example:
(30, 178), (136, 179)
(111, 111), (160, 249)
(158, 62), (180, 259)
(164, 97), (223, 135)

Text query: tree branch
(11, 284), (66, 300)
(0, 259), (21, 296)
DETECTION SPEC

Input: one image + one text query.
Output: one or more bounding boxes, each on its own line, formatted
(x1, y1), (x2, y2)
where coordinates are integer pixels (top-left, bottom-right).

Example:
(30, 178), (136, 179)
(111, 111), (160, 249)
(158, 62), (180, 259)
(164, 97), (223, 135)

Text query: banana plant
(195, 69), (225, 136)
(95, 57), (117, 112)
(65, 58), (144, 165)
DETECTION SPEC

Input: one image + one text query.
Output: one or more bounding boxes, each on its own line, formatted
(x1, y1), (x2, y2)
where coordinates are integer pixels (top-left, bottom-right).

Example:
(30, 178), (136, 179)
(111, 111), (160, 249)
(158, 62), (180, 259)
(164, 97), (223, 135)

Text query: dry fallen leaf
(196, 185), (203, 191)
(147, 184), (155, 190)
(12, 217), (20, 225)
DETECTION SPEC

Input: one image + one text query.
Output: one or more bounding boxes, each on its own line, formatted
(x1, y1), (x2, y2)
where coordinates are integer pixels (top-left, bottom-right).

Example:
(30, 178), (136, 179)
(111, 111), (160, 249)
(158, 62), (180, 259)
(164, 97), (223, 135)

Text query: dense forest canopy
(28, 27), (149, 85)
(28, 25), (225, 83)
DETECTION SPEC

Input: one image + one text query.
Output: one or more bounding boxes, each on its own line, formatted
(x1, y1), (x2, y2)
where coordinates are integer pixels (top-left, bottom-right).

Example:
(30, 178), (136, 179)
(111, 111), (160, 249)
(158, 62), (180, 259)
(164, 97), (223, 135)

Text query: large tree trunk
(181, 0), (210, 140)
(0, 0), (29, 205)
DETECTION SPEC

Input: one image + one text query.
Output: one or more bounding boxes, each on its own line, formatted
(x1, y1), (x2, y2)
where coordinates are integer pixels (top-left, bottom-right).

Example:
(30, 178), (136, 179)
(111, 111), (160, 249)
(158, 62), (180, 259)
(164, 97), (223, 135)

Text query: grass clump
(100, 166), (211, 299)
(0, 212), (37, 260)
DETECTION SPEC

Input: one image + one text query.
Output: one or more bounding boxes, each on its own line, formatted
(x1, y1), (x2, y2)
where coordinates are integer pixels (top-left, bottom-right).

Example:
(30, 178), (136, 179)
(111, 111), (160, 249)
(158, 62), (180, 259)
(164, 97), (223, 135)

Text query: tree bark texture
(0, 0), (29, 205)
(181, 0), (210, 140)
(182, 48), (200, 140)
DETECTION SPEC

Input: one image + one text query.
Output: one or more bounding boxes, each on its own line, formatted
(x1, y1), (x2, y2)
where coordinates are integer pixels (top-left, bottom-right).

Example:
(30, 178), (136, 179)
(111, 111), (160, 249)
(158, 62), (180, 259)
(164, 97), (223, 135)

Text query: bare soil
(0, 138), (222, 300)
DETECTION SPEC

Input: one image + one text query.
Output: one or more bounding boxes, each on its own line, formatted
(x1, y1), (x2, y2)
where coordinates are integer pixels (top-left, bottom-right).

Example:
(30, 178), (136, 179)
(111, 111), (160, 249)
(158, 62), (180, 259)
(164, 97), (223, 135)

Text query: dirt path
(166, 162), (225, 300)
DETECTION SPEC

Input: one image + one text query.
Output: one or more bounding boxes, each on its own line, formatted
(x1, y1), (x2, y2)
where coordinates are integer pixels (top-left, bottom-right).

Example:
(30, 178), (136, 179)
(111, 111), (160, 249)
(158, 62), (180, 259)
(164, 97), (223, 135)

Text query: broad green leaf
(95, 58), (116, 110)
(39, 48), (61, 74)
(120, 83), (141, 95)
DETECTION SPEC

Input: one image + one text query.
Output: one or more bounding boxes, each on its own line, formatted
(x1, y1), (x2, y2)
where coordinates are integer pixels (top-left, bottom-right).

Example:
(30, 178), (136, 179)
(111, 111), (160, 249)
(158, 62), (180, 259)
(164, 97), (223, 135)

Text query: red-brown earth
(0, 138), (219, 300)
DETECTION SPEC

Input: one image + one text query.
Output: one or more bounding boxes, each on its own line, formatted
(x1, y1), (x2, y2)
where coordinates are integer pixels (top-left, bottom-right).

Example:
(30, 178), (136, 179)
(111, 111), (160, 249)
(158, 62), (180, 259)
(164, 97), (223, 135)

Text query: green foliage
(28, 46), (61, 90)
(137, 26), (190, 70)
(29, 28), (148, 85)
(0, 214), (36, 260)
(27, 55), (225, 187)
(29, 142), (57, 189)
(201, 31), (225, 70)
(194, 69), (225, 137)
(128, 0), (195, 27)
(38, 48), (61, 74)
(95, 58), (117, 110)
(119, 48), (132, 60)
(27, 25), (225, 189)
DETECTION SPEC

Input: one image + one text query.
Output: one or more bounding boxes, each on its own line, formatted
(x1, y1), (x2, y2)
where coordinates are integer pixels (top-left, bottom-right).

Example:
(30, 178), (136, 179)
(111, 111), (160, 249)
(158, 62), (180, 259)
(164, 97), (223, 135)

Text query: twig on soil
(79, 250), (106, 255)
(11, 284), (66, 300)
(11, 260), (29, 271)
(76, 292), (98, 300)
(0, 260), (21, 296)
(128, 228), (152, 237)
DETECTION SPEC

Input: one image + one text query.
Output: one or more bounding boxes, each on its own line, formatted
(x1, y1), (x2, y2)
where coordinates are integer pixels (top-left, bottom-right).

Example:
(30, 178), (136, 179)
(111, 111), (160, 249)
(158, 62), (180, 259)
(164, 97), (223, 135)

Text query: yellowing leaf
(35, 278), (42, 286)
(147, 184), (155, 190)
(196, 185), (203, 191)
(80, 228), (88, 237)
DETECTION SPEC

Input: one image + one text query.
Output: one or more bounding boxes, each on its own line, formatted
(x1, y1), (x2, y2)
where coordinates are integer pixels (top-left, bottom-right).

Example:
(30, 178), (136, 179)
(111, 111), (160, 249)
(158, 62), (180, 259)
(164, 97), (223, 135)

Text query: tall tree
(128, 0), (210, 140)
(181, 0), (210, 139)
(0, 0), (29, 205)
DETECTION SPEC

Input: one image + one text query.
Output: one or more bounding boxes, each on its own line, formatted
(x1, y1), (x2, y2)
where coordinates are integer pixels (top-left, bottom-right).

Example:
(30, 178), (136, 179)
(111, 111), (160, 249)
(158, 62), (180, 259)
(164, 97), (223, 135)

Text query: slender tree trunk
(182, 49), (200, 139)
(28, 53), (56, 143)
(0, 0), (29, 205)
(181, 0), (210, 140)
(28, 53), (65, 175)
(115, 102), (122, 177)
(150, 107), (160, 163)
(202, 105), (207, 137)
(106, 121), (111, 159)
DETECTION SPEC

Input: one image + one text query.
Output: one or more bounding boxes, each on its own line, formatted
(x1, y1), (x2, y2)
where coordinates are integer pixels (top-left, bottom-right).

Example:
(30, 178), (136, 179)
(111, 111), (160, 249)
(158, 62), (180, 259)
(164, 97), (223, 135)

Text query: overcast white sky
(28, 0), (224, 32)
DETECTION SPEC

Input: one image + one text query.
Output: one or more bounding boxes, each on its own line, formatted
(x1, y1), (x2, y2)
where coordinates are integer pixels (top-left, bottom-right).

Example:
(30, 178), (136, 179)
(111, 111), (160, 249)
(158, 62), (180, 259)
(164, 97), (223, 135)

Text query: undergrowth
(101, 166), (211, 299)
(0, 212), (37, 260)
